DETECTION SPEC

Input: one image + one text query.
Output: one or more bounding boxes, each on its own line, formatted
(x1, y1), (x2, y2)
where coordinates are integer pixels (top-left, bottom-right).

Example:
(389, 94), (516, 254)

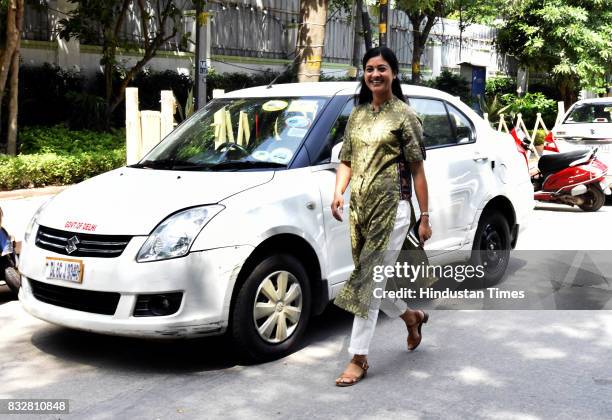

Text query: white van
(19, 82), (533, 360)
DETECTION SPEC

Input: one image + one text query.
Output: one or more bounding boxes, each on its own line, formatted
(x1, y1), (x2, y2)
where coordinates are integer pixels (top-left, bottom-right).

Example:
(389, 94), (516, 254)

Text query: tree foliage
(496, 0), (612, 98)
(395, 0), (449, 83)
(59, 0), (197, 123)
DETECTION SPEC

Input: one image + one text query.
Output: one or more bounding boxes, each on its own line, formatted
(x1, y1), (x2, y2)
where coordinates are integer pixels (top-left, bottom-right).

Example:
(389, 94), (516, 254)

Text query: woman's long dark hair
(356, 47), (406, 105)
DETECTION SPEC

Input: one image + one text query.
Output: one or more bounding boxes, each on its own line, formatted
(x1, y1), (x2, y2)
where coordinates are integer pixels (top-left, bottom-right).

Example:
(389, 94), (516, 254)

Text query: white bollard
(556, 101), (565, 124)
(160, 90), (176, 139)
(140, 111), (162, 159)
(125, 87), (142, 165)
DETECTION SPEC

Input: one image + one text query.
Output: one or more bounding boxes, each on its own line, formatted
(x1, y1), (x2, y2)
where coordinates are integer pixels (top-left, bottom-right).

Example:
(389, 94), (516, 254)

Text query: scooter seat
(538, 150), (591, 175)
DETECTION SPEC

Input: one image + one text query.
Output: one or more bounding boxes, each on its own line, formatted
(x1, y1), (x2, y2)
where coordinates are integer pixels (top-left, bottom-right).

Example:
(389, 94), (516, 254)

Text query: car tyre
(471, 211), (511, 287)
(578, 185), (605, 212)
(4, 267), (20, 295)
(231, 254), (311, 362)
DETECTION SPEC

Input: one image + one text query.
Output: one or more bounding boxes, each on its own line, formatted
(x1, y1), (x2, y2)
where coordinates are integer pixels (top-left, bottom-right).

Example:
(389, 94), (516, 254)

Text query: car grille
(29, 279), (120, 315)
(35, 225), (132, 258)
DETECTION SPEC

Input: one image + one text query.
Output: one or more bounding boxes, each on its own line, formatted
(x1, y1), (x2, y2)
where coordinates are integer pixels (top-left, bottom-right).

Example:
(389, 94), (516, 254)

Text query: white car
(549, 98), (612, 172)
(18, 82), (533, 360)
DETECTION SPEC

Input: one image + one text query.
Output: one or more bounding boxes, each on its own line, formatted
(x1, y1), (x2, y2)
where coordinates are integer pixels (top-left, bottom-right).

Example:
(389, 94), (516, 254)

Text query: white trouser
(348, 200), (411, 355)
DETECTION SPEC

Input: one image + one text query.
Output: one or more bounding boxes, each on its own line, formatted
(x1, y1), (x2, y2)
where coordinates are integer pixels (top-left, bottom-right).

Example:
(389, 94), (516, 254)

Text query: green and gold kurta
(334, 95), (425, 318)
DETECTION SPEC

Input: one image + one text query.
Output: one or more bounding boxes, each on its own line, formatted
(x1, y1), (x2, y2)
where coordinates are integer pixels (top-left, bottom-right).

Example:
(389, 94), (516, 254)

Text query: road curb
(0, 185), (69, 201)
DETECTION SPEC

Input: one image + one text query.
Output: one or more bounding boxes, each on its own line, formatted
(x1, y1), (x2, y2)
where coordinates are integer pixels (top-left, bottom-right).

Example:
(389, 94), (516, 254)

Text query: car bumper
(18, 235), (253, 339)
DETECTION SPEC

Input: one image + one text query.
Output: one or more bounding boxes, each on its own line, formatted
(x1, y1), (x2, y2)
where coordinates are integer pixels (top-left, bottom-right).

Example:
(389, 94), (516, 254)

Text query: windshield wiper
(209, 160), (287, 170)
(128, 159), (199, 170)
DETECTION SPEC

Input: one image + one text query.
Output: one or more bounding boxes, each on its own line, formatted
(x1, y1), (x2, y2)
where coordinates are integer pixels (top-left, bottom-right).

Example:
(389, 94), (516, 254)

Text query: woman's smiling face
(364, 55), (395, 97)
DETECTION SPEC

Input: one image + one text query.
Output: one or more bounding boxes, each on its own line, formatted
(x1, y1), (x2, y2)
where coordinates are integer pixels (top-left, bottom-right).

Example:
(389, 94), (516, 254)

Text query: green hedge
(19, 126), (125, 154)
(0, 126), (126, 190)
(0, 150), (125, 190)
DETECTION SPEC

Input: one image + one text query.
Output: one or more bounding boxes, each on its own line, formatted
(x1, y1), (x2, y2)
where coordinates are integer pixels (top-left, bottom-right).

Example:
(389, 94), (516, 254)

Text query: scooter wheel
(578, 185), (605, 212)
(4, 267), (21, 295)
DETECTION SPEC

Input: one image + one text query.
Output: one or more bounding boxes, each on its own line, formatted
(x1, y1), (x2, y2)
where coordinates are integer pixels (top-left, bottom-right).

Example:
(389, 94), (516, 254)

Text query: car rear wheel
(231, 254), (311, 362)
(471, 211), (511, 287)
(578, 185), (605, 212)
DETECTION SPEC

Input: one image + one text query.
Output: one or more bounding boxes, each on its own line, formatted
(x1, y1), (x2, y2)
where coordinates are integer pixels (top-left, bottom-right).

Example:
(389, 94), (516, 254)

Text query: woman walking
(331, 47), (432, 386)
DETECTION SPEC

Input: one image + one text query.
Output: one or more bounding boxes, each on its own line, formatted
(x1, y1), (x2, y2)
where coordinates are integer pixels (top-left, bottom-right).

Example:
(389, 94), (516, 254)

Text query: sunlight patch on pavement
(286, 338), (345, 365)
(409, 370), (431, 379)
(480, 410), (542, 420)
(505, 341), (566, 360)
(547, 324), (595, 339)
(450, 366), (503, 386)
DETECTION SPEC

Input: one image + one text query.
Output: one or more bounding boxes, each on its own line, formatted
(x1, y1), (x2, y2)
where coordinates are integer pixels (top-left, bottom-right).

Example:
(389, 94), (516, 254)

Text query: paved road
(0, 194), (611, 419)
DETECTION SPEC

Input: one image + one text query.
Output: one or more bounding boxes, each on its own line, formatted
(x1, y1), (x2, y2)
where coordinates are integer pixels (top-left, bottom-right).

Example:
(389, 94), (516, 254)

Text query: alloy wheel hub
(252, 270), (303, 344)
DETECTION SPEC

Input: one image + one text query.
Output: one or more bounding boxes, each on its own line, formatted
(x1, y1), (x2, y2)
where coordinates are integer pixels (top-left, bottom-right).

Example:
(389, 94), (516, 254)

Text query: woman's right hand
(331, 192), (344, 221)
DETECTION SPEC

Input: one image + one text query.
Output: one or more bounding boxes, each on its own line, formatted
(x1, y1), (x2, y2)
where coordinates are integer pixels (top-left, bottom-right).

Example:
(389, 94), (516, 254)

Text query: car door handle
(472, 153), (489, 162)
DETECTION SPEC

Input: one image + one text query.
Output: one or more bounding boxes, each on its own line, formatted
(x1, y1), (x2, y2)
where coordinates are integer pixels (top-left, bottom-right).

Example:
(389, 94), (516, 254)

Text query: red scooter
(510, 128), (611, 211)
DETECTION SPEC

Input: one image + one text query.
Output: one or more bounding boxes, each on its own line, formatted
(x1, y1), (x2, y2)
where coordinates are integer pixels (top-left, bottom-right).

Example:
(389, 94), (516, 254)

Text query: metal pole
(194, 5), (209, 110)
(379, 0), (388, 47)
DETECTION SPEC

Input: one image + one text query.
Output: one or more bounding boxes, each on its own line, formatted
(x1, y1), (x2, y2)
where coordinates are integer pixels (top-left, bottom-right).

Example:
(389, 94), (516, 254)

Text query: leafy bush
(18, 64), (303, 130)
(426, 70), (471, 104)
(0, 126), (126, 190)
(130, 70), (193, 112)
(499, 92), (557, 129)
(18, 126), (124, 155)
(485, 76), (516, 98)
(478, 94), (504, 127)
(533, 129), (547, 146)
(19, 64), (85, 128)
(0, 150), (125, 190)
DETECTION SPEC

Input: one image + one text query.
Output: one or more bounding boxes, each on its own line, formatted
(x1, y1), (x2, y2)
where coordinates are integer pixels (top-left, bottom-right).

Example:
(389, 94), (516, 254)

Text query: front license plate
(45, 257), (84, 283)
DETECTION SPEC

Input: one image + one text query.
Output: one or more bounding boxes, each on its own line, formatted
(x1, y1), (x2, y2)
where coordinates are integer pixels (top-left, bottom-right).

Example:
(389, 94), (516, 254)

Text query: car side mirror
(331, 142), (343, 163)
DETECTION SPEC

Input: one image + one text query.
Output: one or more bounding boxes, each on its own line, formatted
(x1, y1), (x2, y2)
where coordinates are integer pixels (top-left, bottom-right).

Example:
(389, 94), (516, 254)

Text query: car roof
(220, 81), (458, 102)
(572, 97), (612, 105)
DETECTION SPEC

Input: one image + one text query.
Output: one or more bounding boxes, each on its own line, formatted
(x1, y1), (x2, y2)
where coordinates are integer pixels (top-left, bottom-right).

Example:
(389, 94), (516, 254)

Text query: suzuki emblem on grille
(591, 129), (596, 135)
(65, 236), (80, 254)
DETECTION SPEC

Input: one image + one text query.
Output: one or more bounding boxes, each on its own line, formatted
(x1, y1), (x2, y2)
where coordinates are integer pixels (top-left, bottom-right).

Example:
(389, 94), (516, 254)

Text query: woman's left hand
(418, 219), (432, 245)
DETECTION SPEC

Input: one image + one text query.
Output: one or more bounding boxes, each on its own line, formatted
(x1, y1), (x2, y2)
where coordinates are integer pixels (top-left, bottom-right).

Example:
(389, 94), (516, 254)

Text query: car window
(314, 98), (354, 164)
(408, 98), (455, 148)
(446, 103), (476, 144)
(564, 103), (612, 124)
(137, 97), (328, 170)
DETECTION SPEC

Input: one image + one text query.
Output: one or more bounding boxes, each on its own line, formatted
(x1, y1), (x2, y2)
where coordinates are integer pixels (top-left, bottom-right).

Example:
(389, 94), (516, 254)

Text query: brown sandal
(335, 356), (369, 387)
(407, 310), (429, 351)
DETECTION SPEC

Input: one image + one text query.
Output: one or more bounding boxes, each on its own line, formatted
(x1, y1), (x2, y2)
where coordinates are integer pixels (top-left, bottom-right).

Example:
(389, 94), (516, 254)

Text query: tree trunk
(409, 15), (424, 84)
(409, 14), (436, 84)
(7, 47), (19, 155)
(0, 0), (19, 132)
(352, 0), (363, 69)
(1, 0), (23, 155)
(295, 0), (329, 82)
(361, 4), (372, 51)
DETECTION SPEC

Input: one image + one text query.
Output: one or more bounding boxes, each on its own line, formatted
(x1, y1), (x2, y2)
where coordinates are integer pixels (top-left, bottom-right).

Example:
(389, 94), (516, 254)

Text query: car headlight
(24, 199), (52, 243)
(136, 205), (224, 262)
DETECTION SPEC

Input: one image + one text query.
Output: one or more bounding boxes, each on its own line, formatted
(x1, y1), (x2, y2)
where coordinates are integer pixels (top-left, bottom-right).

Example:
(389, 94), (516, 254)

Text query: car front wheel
(231, 254), (311, 362)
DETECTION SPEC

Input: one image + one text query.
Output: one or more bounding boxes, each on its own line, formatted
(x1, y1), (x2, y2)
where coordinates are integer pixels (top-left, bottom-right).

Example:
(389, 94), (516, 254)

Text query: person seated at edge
(331, 46), (432, 386)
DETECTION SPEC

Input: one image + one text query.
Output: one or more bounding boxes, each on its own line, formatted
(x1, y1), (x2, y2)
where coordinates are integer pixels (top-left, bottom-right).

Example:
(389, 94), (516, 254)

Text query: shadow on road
(28, 303), (354, 374)
(534, 205), (584, 213)
(0, 285), (17, 304)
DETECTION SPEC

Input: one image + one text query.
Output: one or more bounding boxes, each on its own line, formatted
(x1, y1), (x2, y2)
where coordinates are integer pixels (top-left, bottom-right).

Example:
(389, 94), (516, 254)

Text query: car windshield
(564, 103), (612, 124)
(132, 96), (328, 170)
